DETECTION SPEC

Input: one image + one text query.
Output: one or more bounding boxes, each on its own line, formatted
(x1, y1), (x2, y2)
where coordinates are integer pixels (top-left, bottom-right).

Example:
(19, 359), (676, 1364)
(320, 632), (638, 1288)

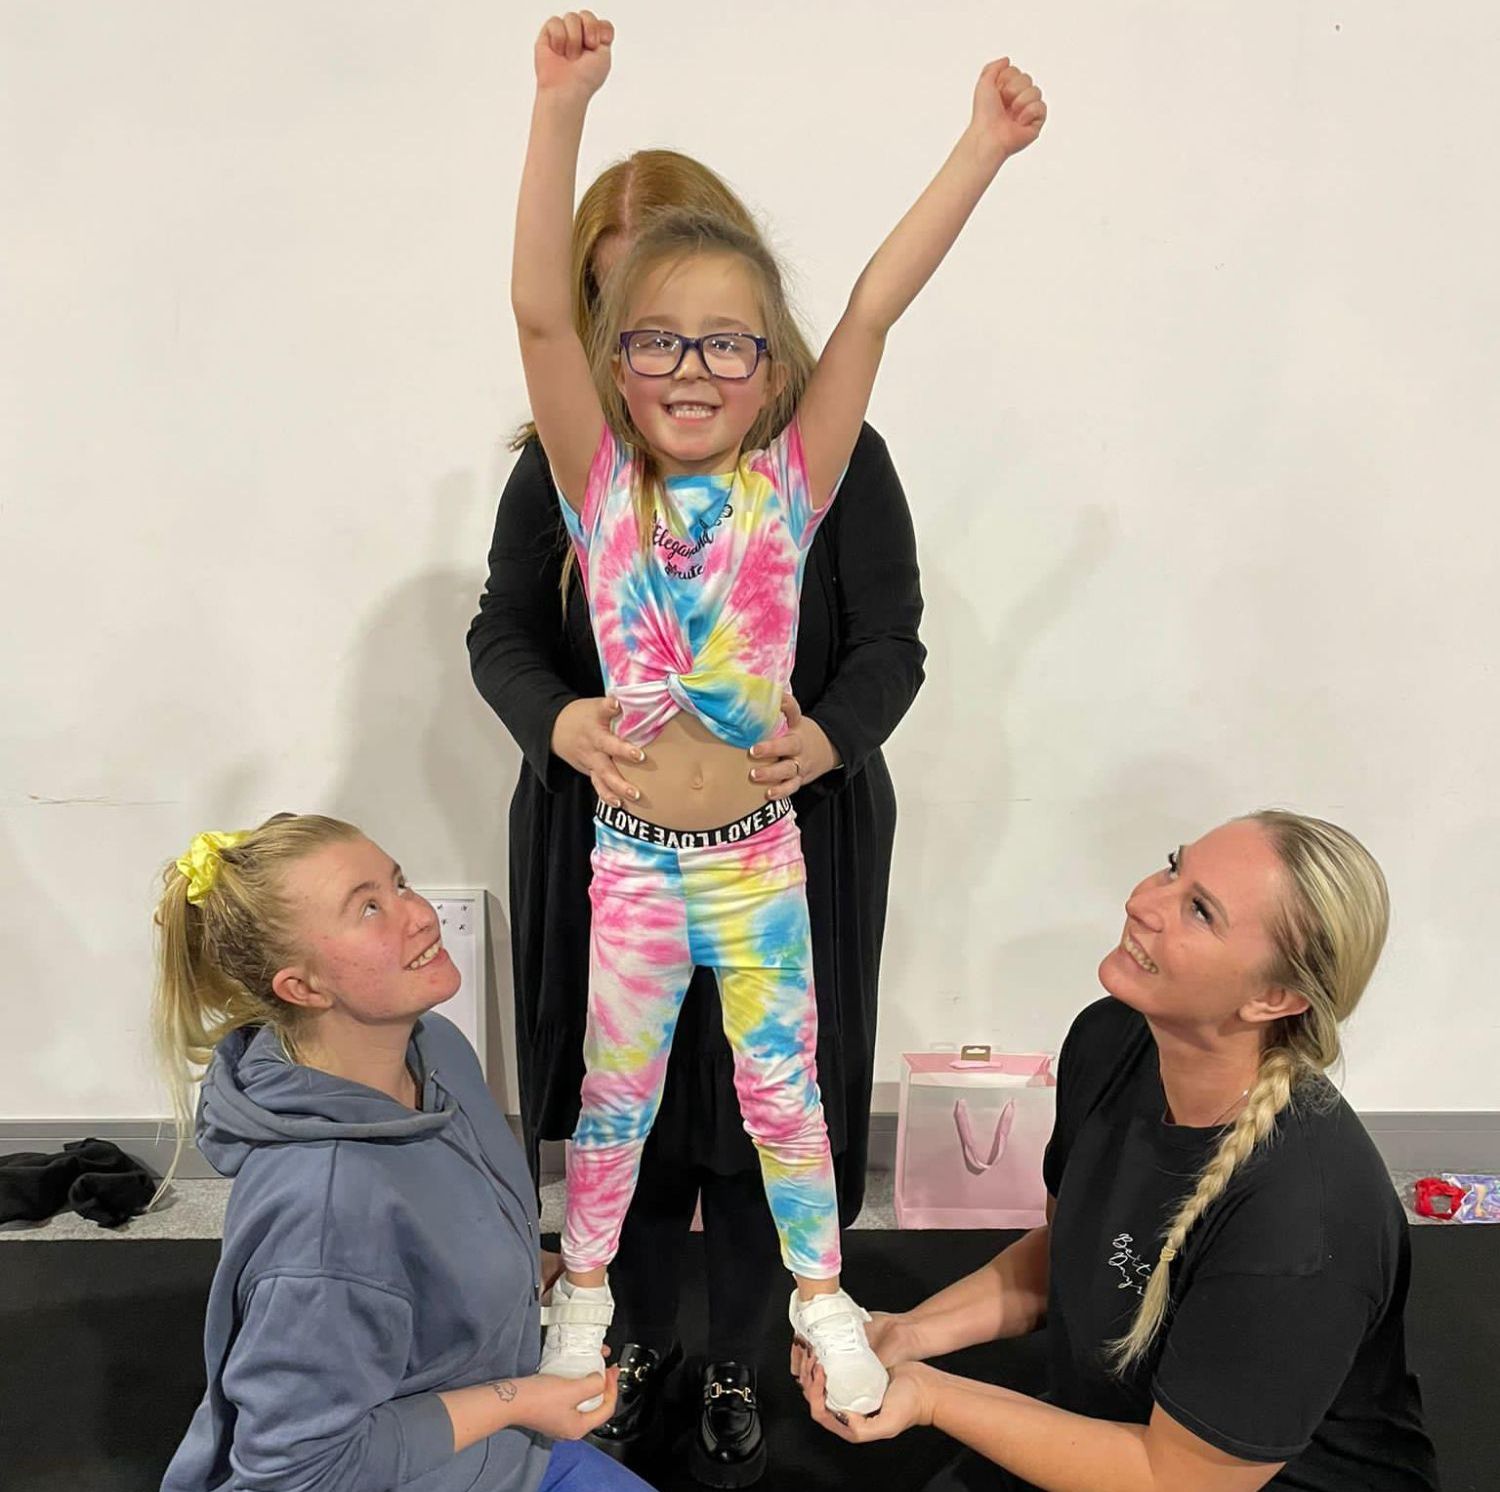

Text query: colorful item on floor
(1450, 1175), (1500, 1223)
(1413, 1175), (1474, 1221)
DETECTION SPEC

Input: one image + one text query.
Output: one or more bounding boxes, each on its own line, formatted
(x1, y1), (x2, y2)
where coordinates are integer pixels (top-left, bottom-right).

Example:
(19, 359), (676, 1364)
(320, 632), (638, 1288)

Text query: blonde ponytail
(1107, 809), (1389, 1372)
(150, 813), (362, 1199)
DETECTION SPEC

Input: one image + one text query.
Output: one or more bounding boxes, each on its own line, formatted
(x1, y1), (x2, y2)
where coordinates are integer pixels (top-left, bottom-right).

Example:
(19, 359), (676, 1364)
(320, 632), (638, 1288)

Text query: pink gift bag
(893, 1050), (1057, 1229)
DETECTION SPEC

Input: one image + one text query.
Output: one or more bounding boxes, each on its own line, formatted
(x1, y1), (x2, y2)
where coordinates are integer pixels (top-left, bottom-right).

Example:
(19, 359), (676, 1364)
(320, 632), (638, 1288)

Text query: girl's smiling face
(612, 250), (776, 476)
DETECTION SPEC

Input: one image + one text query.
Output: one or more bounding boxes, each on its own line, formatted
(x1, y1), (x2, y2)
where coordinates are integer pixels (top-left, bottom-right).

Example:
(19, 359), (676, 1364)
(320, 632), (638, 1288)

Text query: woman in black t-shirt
(797, 810), (1439, 1491)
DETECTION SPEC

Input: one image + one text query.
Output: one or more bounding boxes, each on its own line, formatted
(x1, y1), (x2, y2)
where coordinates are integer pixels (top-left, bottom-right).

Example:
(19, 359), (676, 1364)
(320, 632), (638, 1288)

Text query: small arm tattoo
(489, 1379), (518, 1404)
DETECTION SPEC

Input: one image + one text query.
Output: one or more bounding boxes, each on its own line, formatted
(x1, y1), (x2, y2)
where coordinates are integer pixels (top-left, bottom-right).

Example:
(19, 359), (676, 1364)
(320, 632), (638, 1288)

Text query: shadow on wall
(1, 819), (57, 1013)
(880, 503), (1116, 1060)
(323, 466), (522, 1108)
(988, 752), (1240, 1046)
(1, 816), (89, 1089)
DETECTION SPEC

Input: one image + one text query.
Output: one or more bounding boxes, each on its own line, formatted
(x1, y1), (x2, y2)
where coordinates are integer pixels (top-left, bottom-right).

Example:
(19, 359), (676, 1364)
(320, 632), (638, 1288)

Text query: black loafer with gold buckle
(690, 1360), (767, 1488)
(588, 1340), (682, 1465)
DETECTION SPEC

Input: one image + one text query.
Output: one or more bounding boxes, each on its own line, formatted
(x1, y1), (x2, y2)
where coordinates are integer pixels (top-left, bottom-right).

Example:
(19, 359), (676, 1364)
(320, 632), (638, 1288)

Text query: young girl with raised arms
(513, 10), (1045, 1416)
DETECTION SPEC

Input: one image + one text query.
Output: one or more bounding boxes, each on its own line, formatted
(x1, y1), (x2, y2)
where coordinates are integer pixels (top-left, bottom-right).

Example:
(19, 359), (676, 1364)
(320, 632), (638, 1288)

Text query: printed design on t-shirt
(653, 499), (733, 580)
(561, 424), (822, 749)
(1106, 1233), (1156, 1297)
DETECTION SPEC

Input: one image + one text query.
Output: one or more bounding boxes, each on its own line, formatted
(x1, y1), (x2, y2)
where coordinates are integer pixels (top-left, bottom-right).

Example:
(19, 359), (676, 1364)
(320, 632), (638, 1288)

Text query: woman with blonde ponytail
(155, 814), (655, 1492)
(797, 812), (1439, 1492)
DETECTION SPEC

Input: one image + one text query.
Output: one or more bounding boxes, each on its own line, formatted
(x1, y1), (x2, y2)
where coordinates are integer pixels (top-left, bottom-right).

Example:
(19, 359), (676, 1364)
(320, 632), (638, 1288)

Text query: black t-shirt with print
(1040, 997), (1438, 1490)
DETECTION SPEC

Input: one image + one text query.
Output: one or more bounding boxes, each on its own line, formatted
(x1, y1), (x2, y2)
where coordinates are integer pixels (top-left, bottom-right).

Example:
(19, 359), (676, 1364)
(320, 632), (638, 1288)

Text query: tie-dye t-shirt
(558, 420), (833, 749)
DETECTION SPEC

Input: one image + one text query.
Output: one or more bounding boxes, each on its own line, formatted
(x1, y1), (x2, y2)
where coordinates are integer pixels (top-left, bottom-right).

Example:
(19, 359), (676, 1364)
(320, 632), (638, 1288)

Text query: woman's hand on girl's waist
(750, 693), (842, 802)
(550, 696), (644, 808)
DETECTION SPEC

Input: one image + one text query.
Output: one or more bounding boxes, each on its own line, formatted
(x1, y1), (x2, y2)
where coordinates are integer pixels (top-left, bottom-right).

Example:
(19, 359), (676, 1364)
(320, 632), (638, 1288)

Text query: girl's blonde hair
(1107, 809), (1390, 1372)
(507, 149), (816, 594)
(151, 813), (363, 1177)
(590, 207), (811, 555)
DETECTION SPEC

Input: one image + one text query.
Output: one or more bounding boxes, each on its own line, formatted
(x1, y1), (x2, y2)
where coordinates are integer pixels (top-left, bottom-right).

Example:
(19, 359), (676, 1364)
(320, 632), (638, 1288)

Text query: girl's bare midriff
(617, 712), (768, 830)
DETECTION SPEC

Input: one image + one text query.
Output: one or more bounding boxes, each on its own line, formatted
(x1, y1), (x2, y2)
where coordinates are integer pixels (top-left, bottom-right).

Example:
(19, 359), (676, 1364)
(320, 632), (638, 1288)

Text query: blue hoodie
(162, 1014), (551, 1492)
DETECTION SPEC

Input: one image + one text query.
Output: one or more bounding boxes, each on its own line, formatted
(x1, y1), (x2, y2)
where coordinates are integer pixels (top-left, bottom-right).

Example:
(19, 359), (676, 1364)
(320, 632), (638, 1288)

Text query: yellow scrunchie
(177, 830), (249, 905)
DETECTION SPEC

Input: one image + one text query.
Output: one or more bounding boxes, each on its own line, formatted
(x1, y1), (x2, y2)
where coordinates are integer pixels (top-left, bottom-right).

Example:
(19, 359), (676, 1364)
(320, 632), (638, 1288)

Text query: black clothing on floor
(0, 1138), (157, 1229)
(1038, 997), (1439, 1490)
(467, 422), (924, 1222)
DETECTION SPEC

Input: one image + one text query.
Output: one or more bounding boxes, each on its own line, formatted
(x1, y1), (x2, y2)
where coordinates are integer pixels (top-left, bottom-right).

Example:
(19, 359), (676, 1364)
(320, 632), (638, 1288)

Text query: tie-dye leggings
(562, 799), (841, 1280)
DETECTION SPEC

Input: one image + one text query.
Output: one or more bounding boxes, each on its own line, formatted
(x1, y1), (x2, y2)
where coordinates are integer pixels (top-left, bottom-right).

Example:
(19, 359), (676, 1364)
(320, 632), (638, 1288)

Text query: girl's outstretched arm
(798, 58), (1046, 507)
(512, 11), (614, 509)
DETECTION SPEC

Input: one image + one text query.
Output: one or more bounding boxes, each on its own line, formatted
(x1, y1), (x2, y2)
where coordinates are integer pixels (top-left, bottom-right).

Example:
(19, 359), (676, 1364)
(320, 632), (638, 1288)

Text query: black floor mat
(1, 1226), (1490, 1490)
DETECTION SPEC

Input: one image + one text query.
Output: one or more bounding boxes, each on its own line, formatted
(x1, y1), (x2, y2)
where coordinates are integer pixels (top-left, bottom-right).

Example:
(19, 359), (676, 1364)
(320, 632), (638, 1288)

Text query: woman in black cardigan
(468, 148), (924, 1487)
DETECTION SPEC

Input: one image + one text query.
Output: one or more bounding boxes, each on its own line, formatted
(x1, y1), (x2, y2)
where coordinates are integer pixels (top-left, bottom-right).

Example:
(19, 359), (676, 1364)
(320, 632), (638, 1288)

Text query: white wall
(4, 1), (1497, 1120)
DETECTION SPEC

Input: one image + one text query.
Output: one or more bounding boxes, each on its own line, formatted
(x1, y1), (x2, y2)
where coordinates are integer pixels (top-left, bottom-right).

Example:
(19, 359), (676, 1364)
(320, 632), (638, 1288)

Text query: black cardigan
(467, 424), (925, 1220)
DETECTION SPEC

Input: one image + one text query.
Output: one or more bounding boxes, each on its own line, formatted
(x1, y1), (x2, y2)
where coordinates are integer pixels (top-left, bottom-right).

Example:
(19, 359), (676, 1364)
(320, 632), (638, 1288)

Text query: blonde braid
(1106, 1045), (1303, 1372)
(1105, 809), (1389, 1375)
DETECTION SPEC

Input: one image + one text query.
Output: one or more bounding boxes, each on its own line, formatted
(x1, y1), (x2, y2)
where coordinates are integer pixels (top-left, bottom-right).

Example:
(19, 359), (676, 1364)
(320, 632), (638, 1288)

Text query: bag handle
(953, 1097), (1016, 1175)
